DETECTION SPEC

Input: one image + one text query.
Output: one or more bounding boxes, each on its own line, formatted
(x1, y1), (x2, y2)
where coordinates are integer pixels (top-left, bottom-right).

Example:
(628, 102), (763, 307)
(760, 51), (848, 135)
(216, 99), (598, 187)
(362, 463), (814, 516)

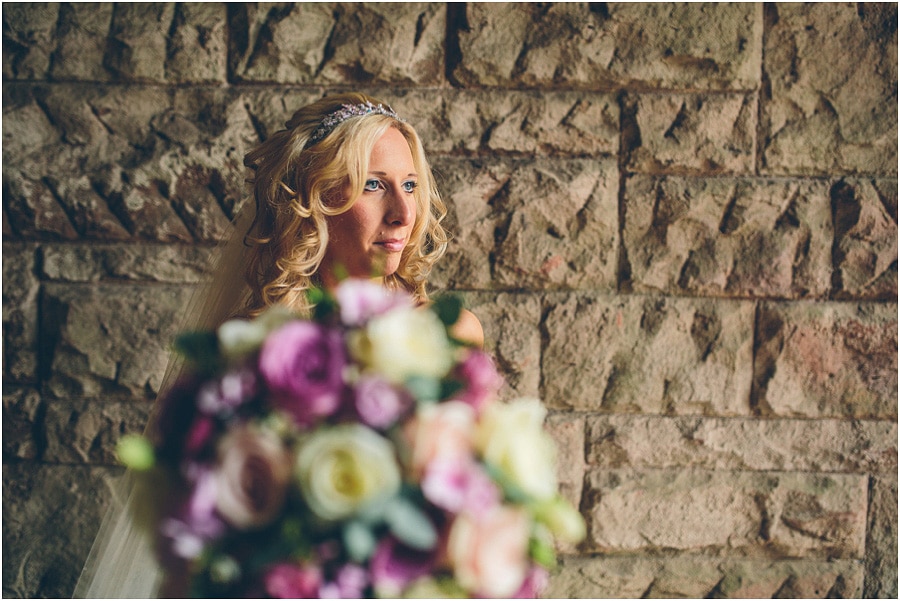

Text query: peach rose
(403, 401), (476, 476)
(447, 505), (531, 598)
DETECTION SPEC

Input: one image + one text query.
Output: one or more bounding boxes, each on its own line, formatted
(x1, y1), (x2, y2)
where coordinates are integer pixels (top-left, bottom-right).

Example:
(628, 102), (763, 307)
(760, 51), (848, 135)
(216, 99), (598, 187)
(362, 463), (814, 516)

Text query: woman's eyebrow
(369, 170), (418, 178)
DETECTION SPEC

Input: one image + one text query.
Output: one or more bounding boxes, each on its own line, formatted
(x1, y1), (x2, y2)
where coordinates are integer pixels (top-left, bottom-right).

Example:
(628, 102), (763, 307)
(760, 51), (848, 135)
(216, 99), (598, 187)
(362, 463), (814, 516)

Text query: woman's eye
(363, 179), (381, 192)
(402, 181), (418, 193)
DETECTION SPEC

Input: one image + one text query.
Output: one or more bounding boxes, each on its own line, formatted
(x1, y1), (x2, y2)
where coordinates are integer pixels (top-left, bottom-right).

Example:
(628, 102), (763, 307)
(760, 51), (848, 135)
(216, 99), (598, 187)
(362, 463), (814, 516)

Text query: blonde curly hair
(239, 92), (449, 317)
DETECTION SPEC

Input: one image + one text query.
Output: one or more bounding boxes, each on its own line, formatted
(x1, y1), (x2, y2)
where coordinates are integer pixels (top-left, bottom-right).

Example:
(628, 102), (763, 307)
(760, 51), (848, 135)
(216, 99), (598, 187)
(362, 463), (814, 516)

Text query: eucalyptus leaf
(405, 375), (441, 402)
(385, 496), (437, 551)
(433, 295), (463, 327)
(343, 520), (377, 563)
(173, 331), (220, 373)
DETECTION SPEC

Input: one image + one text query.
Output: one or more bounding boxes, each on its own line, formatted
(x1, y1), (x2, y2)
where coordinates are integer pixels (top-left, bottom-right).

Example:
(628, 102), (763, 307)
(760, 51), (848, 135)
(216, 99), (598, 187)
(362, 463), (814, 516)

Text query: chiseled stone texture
(624, 176), (833, 299)
(865, 474), (899, 598)
(43, 400), (153, 465)
(2, 3), (59, 79)
(831, 178), (898, 300)
(2, 244), (39, 382)
(41, 244), (213, 283)
(394, 89), (620, 157)
(541, 294), (754, 415)
(626, 93), (757, 175)
(546, 556), (864, 598)
(2, 465), (122, 599)
(459, 292), (541, 400)
(587, 415), (897, 474)
(762, 3), (898, 176)
(3, 388), (42, 461)
(432, 158), (619, 291)
(754, 302), (898, 419)
(544, 412), (586, 514)
(585, 469), (868, 559)
(229, 3), (445, 85)
(453, 3), (762, 90)
(42, 284), (195, 399)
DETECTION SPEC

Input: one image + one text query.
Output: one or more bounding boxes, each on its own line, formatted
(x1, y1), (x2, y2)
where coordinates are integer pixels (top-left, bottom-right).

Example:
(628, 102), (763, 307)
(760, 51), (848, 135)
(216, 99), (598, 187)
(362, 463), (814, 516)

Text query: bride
(74, 92), (482, 597)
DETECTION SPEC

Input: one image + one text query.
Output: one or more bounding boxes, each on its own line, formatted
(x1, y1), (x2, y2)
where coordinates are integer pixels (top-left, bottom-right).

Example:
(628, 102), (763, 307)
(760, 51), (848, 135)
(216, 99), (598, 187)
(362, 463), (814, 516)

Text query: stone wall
(2, 3), (896, 598)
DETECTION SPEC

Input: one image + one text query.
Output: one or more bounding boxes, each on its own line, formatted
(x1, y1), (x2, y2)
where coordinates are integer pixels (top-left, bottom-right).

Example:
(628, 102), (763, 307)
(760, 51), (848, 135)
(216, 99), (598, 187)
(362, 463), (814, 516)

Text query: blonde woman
(75, 92), (482, 598)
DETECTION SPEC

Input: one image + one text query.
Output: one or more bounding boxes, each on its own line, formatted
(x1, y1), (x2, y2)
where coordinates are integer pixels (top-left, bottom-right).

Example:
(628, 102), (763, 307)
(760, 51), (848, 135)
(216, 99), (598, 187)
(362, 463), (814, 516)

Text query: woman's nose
(385, 186), (415, 226)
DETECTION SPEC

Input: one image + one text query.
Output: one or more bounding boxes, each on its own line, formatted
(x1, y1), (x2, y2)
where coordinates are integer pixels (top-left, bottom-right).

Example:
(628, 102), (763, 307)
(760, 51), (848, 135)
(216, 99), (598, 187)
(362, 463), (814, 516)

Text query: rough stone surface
(43, 399), (153, 465)
(2, 244), (39, 382)
(453, 3), (762, 90)
(831, 178), (898, 300)
(42, 284), (195, 399)
(41, 244), (214, 283)
(2, 3), (59, 79)
(2, 464), (122, 599)
(545, 412), (585, 512)
(2, 388), (42, 461)
(546, 556), (864, 598)
(230, 3), (444, 85)
(587, 415), (897, 473)
(865, 474), (899, 598)
(432, 158), (619, 291)
(47, 3), (114, 81)
(754, 302), (898, 419)
(626, 93), (757, 175)
(762, 3), (898, 176)
(541, 294), (755, 415)
(585, 469), (868, 558)
(624, 176), (833, 299)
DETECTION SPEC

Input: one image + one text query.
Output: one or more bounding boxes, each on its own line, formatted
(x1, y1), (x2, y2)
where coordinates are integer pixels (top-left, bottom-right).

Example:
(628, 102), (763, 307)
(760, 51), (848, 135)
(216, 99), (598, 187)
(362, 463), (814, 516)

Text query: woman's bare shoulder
(451, 308), (484, 349)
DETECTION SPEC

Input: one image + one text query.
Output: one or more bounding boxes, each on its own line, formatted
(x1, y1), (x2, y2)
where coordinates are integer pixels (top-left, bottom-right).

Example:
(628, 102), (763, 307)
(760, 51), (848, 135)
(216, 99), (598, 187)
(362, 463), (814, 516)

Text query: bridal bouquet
(118, 279), (584, 598)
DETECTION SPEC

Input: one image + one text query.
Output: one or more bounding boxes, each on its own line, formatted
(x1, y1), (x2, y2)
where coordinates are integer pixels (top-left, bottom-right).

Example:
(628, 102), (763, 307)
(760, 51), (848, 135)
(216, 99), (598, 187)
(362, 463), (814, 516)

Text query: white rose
(295, 424), (401, 521)
(475, 398), (557, 501)
(349, 307), (453, 384)
(217, 306), (294, 359)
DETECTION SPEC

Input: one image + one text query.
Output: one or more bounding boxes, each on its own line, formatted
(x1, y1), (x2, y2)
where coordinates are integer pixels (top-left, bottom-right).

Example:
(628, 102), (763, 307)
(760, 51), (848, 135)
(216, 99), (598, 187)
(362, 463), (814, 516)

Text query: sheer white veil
(73, 206), (256, 598)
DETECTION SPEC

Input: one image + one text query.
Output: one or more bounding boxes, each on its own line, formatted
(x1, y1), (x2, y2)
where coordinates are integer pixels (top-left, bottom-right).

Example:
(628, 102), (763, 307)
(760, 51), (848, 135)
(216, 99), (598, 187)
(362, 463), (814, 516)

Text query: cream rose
(214, 424), (293, 529)
(349, 307), (453, 384)
(295, 424), (401, 521)
(475, 398), (557, 501)
(447, 505), (531, 598)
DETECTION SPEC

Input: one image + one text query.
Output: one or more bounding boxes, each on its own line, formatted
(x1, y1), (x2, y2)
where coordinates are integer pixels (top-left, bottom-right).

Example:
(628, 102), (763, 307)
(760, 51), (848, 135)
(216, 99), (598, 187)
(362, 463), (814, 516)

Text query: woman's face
(321, 126), (418, 284)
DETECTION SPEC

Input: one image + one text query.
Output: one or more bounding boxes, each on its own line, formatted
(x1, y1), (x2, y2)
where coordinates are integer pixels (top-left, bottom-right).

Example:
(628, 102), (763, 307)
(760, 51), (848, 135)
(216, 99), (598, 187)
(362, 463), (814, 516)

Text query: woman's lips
(375, 238), (405, 252)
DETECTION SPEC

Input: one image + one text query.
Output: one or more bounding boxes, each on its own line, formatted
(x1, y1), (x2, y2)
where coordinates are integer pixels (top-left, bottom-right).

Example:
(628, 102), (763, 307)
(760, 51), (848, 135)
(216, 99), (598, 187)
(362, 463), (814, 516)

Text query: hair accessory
(306, 101), (404, 148)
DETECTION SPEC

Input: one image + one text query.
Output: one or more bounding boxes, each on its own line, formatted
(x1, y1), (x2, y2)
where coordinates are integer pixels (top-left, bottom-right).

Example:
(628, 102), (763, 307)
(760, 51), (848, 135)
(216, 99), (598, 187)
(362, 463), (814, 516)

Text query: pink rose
(264, 563), (322, 599)
(513, 566), (550, 598)
(214, 424), (292, 529)
(319, 563), (369, 598)
(258, 321), (346, 426)
(452, 351), (503, 413)
(403, 401), (476, 477)
(370, 537), (435, 597)
(447, 505), (531, 598)
(354, 374), (414, 429)
(335, 279), (412, 326)
(421, 459), (501, 514)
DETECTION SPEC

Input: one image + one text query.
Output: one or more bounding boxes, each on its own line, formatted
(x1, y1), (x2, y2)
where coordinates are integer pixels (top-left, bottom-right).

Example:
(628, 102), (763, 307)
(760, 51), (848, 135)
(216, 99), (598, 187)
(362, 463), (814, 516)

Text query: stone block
(43, 175), (131, 240)
(754, 302), (897, 419)
(452, 3), (762, 90)
(230, 3), (444, 85)
(831, 179), (898, 300)
(586, 415), (897, 474)
(2, 464), (122, 599)
(48, 3), (114, 81)
(546, 556), (863, 598)
(762, 3), (898, 176)
(41, 244), (214, 283)
(459, 292), (541, 400)
(42, 283), (195, 399)
(431, 158), (618, 291)
(626, 93), (757, 175)
(584, 469), (868, 559)
(2, 3), (58, 79)
(541, 294), (754, 415)
(2, 91), (61, 164)
(43, 399), (153, 465)
(392, 89), (619, 157)
(545, 412), (586, 510)
(623, 176), (833, 299)
(2, 244), (39, 382)
(103, 3), (175, 82)
(865, 474), (898, 598)
(161, 3), (228, 83)
(2, 388), (42, 461)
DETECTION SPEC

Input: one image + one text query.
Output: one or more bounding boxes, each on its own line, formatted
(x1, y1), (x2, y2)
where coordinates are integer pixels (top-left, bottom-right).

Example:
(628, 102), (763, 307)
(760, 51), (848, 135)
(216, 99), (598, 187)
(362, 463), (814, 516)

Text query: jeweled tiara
(305, 101), (404, 148)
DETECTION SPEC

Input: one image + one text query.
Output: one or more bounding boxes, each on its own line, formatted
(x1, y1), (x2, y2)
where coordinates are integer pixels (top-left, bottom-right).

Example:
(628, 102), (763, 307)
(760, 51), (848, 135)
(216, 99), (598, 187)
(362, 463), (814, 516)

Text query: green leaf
(115, 434), (155, 471)
(432, 295), (463, 328)
(529, 532), (557, 569)
(343, 520), (377, 562)
(173, 330), (220, 373)
(385, 496), (437, 551)
(405, 376), (441, 403)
